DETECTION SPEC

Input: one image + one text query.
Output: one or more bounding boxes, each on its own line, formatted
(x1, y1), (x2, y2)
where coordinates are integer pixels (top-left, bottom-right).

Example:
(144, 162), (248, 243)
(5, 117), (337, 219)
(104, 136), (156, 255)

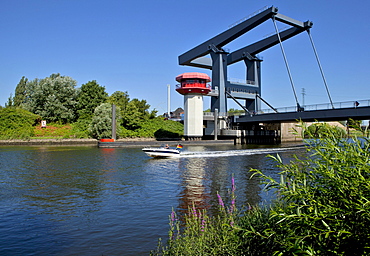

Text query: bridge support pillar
(210, 51), (228, 114)
(244, 58), (262, 113)
(280, 121), (303, 142)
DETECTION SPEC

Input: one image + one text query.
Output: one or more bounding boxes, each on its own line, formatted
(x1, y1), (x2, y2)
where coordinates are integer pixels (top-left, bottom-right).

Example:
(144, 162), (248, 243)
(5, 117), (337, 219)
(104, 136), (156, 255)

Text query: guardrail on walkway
(203, 99), (370, 117)
(258, 99), (370, 114)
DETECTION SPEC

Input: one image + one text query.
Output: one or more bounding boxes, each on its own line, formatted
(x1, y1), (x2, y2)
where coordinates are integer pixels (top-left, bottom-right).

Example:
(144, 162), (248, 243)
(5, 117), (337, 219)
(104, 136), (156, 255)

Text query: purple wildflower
(229, 174), (236, 214)
(169, 209), (178, 240)
(231, 175), (236, 193)
(201, 218), (205, 232)
(229, 198), (236, 214)
(217, 193), (225, 208)
(171, 210), (176, 223)
(192, 205), (197, 217)
(231, 198), (235, 206)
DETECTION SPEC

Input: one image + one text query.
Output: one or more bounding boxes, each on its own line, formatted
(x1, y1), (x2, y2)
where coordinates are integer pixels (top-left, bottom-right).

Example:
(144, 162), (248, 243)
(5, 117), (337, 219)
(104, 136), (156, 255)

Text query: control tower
(176, 72), (211, 140)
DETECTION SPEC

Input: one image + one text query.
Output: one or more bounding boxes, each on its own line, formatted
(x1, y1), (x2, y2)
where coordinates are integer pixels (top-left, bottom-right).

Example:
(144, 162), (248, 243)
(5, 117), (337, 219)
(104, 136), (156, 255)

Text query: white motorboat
(142, 144), (182, 158)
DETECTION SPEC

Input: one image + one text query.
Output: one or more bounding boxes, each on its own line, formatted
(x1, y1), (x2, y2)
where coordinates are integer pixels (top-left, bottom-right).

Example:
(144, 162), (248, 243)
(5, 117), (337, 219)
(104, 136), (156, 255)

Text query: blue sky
(1, 0), (369, 114)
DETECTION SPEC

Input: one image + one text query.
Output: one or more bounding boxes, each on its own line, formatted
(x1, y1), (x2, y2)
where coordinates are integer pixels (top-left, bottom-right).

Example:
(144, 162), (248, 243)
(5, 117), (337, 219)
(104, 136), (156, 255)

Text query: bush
(305, 122), (346, 138)
(70, 118), (91, 138)
(0, 108), (40, 139)
(248, 122), (370, 255)
(119, 117), (183, 138)
(154, 123), (370, 255)
(89, 103), (121, 139)
(119, 126), (138, 138)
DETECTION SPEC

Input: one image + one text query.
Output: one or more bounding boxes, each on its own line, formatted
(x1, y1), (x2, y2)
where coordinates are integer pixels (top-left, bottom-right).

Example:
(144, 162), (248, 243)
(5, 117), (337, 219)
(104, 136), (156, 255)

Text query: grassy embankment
(31, 122), (364, 140)
(0, 108), (184, 140)
(32, 123), (75, 139)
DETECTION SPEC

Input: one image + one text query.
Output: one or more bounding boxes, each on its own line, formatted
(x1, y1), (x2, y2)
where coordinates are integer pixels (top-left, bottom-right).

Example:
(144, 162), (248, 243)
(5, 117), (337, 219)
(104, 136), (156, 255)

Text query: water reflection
(179, 157), (209, 212)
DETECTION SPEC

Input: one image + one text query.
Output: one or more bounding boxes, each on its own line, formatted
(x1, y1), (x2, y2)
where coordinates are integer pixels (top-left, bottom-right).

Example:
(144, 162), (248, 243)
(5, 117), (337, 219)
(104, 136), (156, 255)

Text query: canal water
(0, 143), (304, 255)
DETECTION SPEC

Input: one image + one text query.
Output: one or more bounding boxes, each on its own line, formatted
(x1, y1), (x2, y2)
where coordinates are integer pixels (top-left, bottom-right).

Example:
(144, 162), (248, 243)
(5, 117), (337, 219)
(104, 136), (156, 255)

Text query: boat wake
(180, 146), (303, 158)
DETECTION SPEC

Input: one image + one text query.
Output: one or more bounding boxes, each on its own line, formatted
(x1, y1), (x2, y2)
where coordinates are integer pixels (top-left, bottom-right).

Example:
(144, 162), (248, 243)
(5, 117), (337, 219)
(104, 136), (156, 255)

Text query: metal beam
(227, 25), (311, 65)
(256, 94), (278, 113)
(178, 6), (278, 66)
(274, 13), (306, 27)
(226, 82), (259, 92)
(226, 91), (251, 115)
(189, 56), (212, 70)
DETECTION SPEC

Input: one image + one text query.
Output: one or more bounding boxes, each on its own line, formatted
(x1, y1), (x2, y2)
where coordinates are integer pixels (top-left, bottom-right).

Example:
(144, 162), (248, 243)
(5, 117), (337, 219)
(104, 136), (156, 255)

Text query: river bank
(0, 138), (98, 146)
(0, 138), (235, 147)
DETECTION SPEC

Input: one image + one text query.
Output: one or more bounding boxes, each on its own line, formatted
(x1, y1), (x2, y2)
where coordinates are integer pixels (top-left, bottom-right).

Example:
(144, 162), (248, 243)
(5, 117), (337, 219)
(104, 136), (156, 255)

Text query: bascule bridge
(176, 6), (344, 143)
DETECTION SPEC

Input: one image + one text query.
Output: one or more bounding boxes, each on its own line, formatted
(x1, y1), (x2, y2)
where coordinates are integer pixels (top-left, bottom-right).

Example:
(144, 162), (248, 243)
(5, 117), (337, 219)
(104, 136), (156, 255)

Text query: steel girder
(178, 6), (312, 69)
(178, 6), (312, 115)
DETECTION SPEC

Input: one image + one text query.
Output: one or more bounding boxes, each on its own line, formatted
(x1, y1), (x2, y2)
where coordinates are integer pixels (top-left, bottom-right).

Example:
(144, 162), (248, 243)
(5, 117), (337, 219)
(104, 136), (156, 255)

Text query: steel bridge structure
(178, 6), (370, 142)
(179, 6), (317, 115)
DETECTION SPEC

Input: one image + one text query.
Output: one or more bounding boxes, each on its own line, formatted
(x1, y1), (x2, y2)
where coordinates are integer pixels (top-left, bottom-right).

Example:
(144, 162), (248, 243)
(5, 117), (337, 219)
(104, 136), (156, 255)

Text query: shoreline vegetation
(151, 123), (370, 255)
(0, 137), (236, 147)
(1, 74), (184, 142)
(0, 119), (364, 144)
(1, 73), (365, 145)
(0, 120), (364, 147)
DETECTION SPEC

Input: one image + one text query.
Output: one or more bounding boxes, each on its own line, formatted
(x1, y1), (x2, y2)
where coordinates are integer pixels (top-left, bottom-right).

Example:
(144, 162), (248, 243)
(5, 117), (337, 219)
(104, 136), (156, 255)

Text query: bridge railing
(202, 99), (370, 117)
(203, 112), (228, 117)
(257, 99), (370, 114)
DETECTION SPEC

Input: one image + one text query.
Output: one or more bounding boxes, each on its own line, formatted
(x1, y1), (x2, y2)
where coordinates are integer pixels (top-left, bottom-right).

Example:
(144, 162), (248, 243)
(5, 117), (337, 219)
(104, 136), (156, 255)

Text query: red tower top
(175, 72), (211, 95)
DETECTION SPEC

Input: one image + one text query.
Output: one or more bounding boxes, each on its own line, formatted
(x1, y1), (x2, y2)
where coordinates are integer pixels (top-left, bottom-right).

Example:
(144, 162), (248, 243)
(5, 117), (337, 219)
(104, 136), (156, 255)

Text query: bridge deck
(202, 100), (370, 123)
(236, 106), (370, 123)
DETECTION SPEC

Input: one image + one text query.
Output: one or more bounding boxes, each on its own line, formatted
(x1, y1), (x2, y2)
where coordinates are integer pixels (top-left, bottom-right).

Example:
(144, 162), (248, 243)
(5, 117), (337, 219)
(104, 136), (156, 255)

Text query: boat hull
(142, 148), (180, 158)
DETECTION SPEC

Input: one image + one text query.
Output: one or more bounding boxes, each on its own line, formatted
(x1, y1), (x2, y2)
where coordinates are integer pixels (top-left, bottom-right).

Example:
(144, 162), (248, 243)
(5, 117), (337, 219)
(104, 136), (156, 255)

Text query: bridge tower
(176, 72), (211, 140)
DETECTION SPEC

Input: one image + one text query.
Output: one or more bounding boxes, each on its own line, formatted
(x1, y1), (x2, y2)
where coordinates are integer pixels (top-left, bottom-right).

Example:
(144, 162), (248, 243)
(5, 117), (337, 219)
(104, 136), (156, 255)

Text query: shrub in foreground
(247, 123), (370, 255)
(153, 123), (370, 255)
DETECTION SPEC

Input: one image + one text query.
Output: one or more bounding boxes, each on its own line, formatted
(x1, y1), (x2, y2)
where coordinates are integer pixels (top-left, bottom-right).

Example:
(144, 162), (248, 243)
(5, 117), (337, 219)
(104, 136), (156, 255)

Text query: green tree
(76, 80), (108, 120)
(122, 101), (142, 130)
(120, 98), (157, 130)
(108, 91), (130, 127)
(13, 76), (29, 107)
(130, 98), (157, 119)
(131, 98), (150, 116)
(132, 99), (158, 119)
(23, 74), (78, 124)
(108, 91), (130, 113)
(228, 108), (245, 116)
(89, 103), (121, 139)
(5, 94), (14, 108)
